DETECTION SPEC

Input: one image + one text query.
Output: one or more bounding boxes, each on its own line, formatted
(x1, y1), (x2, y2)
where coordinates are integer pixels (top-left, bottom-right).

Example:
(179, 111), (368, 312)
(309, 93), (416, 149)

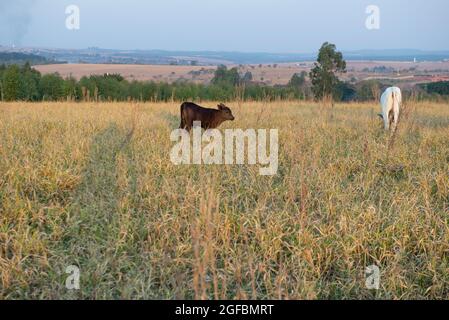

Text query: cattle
(379, 87), (402, 130)
(179, 102), (235, 131)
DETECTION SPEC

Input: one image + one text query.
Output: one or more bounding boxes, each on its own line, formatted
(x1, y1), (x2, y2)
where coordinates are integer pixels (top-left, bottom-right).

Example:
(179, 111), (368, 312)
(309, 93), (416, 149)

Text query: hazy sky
(1, 0), (448, 52)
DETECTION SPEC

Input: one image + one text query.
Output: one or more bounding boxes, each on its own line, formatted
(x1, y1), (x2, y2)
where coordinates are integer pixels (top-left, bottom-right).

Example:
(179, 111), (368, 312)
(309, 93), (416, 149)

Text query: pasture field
(34, 60), (449, 85)
(0, 101), (448, 299)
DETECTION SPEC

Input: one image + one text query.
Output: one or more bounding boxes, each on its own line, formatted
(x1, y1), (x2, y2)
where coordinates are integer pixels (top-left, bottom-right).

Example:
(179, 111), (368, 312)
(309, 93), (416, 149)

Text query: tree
(242, 71), (253, 83)
(288, 71), (307, 88)
(0, 64), (5, 100)
(20, 62), (41, 101)
(2, 65), (21, 101)
(356, 80), (381, 101)
(334, 81), (356, 102)
(420, 81), (449, 96)
(211, 65), (240, 87)
(63, 76), (79, 101)
(287, 71), (308, 100)
(39, 73), (65, 101)
(212, 65), (228, 85)
(309, 42), (346, 101)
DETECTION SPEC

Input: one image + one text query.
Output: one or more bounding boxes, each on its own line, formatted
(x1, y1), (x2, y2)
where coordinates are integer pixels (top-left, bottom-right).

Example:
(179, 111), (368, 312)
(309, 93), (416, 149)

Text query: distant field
(34, 60), (449, 86)
(33, 63), (214, 83)
(0, 101), (448, 299)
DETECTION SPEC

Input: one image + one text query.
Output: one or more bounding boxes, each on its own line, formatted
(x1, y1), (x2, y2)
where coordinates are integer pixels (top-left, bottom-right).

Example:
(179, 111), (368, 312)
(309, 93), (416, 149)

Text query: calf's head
(217, 103), (235, 121)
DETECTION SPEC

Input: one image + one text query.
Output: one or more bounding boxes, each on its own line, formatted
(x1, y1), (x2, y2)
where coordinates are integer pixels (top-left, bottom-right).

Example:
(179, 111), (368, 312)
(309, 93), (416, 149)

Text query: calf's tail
(179, 102), (187, 129)
(180, 103), (186, 129)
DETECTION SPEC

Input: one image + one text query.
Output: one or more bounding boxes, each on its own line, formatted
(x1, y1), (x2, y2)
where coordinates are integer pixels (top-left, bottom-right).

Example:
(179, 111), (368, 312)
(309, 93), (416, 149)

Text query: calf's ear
(377, 113), (384, 119)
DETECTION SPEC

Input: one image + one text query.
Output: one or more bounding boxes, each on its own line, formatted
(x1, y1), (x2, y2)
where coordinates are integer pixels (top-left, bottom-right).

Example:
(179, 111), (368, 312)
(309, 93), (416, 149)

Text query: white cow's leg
(393, 110), (399, 130)
(384, 114), (390, 130)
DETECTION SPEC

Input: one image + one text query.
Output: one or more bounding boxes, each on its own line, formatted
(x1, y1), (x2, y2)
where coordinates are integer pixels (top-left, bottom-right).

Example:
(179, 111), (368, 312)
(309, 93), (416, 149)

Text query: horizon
(2, 45), (449, 55)
(0, 0), (448, 52)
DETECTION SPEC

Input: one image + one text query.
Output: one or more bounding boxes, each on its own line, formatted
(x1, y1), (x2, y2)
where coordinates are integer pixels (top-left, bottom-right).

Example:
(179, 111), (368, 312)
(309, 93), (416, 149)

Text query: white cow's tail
(391, 91), (398, 112)
(391, 90), (400, 130)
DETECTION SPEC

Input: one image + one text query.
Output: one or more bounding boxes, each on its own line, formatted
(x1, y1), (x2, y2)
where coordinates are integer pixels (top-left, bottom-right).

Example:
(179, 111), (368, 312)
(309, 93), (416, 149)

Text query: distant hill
(343, 49), (449, 62)
(2, 47), (449, 66)
(0, 52), (64, 66)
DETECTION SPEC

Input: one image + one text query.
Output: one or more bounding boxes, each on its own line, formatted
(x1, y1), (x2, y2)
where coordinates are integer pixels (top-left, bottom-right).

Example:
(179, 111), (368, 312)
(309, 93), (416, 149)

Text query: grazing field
(0, 101), (448, 299)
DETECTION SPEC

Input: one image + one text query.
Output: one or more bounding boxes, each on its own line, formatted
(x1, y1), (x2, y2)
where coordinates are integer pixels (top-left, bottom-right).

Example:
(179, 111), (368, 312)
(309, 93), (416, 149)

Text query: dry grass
(0, 100), (448, 300)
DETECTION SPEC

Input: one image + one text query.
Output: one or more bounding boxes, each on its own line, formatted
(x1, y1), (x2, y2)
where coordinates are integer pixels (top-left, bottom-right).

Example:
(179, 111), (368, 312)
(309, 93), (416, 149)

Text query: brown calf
(179, 102), (235, 131)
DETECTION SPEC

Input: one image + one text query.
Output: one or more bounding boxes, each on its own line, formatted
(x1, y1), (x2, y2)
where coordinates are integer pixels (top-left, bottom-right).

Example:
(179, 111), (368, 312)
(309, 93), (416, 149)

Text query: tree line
(1, 49), (448, 103)
(0, 52), (59, 66)
(0, 63), (310, 102)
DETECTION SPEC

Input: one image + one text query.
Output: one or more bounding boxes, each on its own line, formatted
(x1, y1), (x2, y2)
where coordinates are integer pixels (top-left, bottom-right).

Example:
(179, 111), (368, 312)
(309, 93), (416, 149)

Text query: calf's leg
(180, 118), (186, 129)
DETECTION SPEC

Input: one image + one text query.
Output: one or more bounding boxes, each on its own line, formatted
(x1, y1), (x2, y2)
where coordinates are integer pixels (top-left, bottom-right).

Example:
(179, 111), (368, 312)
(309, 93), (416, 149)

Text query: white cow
(379, 87), (402, 130)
